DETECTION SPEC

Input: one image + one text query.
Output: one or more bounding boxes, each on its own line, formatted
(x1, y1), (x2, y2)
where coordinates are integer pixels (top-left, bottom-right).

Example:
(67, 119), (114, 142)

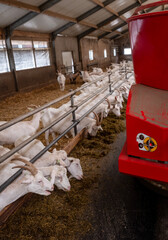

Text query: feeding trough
(119, 1), (168, 182)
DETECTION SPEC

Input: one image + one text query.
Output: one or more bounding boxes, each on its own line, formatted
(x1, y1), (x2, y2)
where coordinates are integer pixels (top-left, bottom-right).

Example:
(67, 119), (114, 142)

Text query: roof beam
(90, 0), (127, 22)
(104, 6), (127, 22)
(52, 22), (76, 37)
(12, 30), (50, 39)
(5, 0), (61, 34)
(137, 0), (147, 13)
(98, 22), (127, 39)
(0, 0), (40, 13)
(44, 11), (77, 23)
(0, 0), (116, 37)
(76, 5), (102, 22)
(110, 29), (128, 40)
(80, 21), (98, 29)
(90, 0), (104, 8)
(77, 1), (149, 39)
(51, 0), (115, 36)
(110, 3), (160, 41)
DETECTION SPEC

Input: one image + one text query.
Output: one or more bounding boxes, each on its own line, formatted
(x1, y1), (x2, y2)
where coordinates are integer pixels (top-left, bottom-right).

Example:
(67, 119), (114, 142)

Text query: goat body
(57, 73), (66, 91)
(0, 112), (41, 145)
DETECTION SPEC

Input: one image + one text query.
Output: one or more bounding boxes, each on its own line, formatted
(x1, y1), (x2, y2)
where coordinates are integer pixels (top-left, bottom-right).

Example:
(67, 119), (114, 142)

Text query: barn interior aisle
(0, 90), (127, 240)
(0, 0), (168, 239)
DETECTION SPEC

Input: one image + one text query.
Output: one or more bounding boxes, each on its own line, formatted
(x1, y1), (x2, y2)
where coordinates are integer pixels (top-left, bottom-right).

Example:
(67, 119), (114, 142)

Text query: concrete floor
(81, 132), (168, 240)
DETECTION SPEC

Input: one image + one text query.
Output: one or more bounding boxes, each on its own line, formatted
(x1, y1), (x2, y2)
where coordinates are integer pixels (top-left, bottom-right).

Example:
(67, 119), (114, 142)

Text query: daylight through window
(0, 40), (10, 73)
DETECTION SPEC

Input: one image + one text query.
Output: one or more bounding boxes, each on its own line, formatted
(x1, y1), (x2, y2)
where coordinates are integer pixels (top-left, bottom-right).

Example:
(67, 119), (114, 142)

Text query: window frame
(11, 39), (51, 71)
(124, 48), (132, 55)
(0, 39), (10, 73)
(104, 49), (107, 58)
(89, 49), (94, 61)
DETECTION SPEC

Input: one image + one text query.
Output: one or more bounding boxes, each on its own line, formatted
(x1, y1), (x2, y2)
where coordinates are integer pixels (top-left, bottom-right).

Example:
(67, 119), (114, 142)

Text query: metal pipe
(0, 106), (77, 164)
(0, 121), (77, 194)
(0, 78), (127, 193)
(0, 73), (110, 132)
(78, 80), (127, 122)
(70, 91), (77, 136)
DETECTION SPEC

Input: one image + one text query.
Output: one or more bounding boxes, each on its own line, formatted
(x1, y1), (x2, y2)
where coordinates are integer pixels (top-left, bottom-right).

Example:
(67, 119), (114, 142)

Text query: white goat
(14, 137), (71, 191)
(0, 112), (41, 145)
(63, 157), (83, 180)
(0, 158), (54, 211)
(57, 72), (66, 91)
(41, 107), (102, 144)
(15, 137), (82, 181)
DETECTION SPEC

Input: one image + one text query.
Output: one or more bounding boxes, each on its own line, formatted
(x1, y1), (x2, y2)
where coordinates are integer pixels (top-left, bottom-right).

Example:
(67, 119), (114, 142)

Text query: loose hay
(0, 81), (127, 240)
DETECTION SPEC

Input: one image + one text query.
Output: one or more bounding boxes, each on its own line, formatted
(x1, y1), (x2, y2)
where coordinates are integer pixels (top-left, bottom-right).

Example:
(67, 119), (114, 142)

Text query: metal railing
(0, 71), (132, 193)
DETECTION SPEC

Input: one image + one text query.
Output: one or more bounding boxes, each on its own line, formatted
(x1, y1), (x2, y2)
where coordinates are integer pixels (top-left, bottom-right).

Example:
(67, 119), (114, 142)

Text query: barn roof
(0, 0), (166, 40)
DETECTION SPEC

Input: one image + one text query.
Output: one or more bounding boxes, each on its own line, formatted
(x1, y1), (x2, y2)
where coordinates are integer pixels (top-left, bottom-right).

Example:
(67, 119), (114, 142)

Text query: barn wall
(80, 38), (112, 70)
(114, 33), (132, 62)
(98, 39), (111, 68)
(16, 66), (57, 91)
(111, 40), (119, 63)
(55, 36), (80, 71)
(0, 72), (16, 99)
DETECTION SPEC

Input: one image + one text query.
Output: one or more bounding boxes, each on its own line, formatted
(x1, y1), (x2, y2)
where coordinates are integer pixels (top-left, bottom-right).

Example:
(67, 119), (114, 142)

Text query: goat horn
(100, 112), (104, 123)
(12, 165), (37, 176)
(105, 98), (111, 109)
(28, 104), (39, 109)
(11, 157), (37, 175)
(92, 111), (100, 126)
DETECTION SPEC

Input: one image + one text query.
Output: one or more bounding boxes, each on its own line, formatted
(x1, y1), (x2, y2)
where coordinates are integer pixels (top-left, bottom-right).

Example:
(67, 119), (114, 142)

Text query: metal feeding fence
(0, 71), (132, 193)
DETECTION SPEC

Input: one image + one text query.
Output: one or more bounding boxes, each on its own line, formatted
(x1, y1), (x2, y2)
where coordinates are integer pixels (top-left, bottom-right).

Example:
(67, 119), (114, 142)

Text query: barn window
(124, 48), (131, 55)
(89, 50), (94, 61)
(113, 48), (116, 57)
(104, 49), (107, 58)
(0, 40), (10, 73)
(33, 41), (50, 67)
(12, 40), (35, 70)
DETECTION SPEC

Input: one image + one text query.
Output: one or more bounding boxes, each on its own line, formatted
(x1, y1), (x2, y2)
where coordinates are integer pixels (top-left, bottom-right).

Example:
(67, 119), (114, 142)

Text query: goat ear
(21, 178), (31, 184)
(67, 157), (74, 162)
(52, 148), (57, 153)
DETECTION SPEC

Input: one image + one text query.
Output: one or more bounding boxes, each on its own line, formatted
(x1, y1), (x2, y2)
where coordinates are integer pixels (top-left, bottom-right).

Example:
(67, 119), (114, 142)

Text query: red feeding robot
(119, 1), (168, 183)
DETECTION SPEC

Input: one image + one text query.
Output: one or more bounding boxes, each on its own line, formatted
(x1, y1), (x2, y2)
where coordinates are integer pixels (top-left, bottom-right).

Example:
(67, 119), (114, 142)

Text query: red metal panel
(128, 8), (168, 90)
(119, 142), (168, 183)
(126, 84), (168, 162)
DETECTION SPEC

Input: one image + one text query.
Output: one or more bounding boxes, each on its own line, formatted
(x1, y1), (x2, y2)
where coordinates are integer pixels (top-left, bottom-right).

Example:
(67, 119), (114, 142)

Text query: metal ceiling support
(76, 0), (115, 22)
(77, 28), (96, 40)
(110, 29), (128, 40)
(98, 32), (109, 40)
(50, 35), (57, 71)
(77, 1), (147, 40)
(5, 30), (18, 91)
(76, 6), (102, 22)
(97, 15), (117, 28)
(51, 0), (115, 37)
(98, 22), (127, 40)
(5, 0), (61, 35)
(118, 2), (138, 16)
(52, 22), (76, 38)
(109, 3), (160, 41)
(103, 0), (115, 7)
(39, 0), (61, 11)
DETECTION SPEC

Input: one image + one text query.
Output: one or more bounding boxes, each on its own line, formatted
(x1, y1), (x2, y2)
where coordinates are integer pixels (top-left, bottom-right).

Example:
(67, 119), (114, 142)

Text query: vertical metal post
(70, 90), (77, 136)
(125, 65), (128, 80)
(5, 29), (18, 91)
(51, 34), (57, 71)
(32, 40), (37, 68)
(109, 74), (112, 93)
